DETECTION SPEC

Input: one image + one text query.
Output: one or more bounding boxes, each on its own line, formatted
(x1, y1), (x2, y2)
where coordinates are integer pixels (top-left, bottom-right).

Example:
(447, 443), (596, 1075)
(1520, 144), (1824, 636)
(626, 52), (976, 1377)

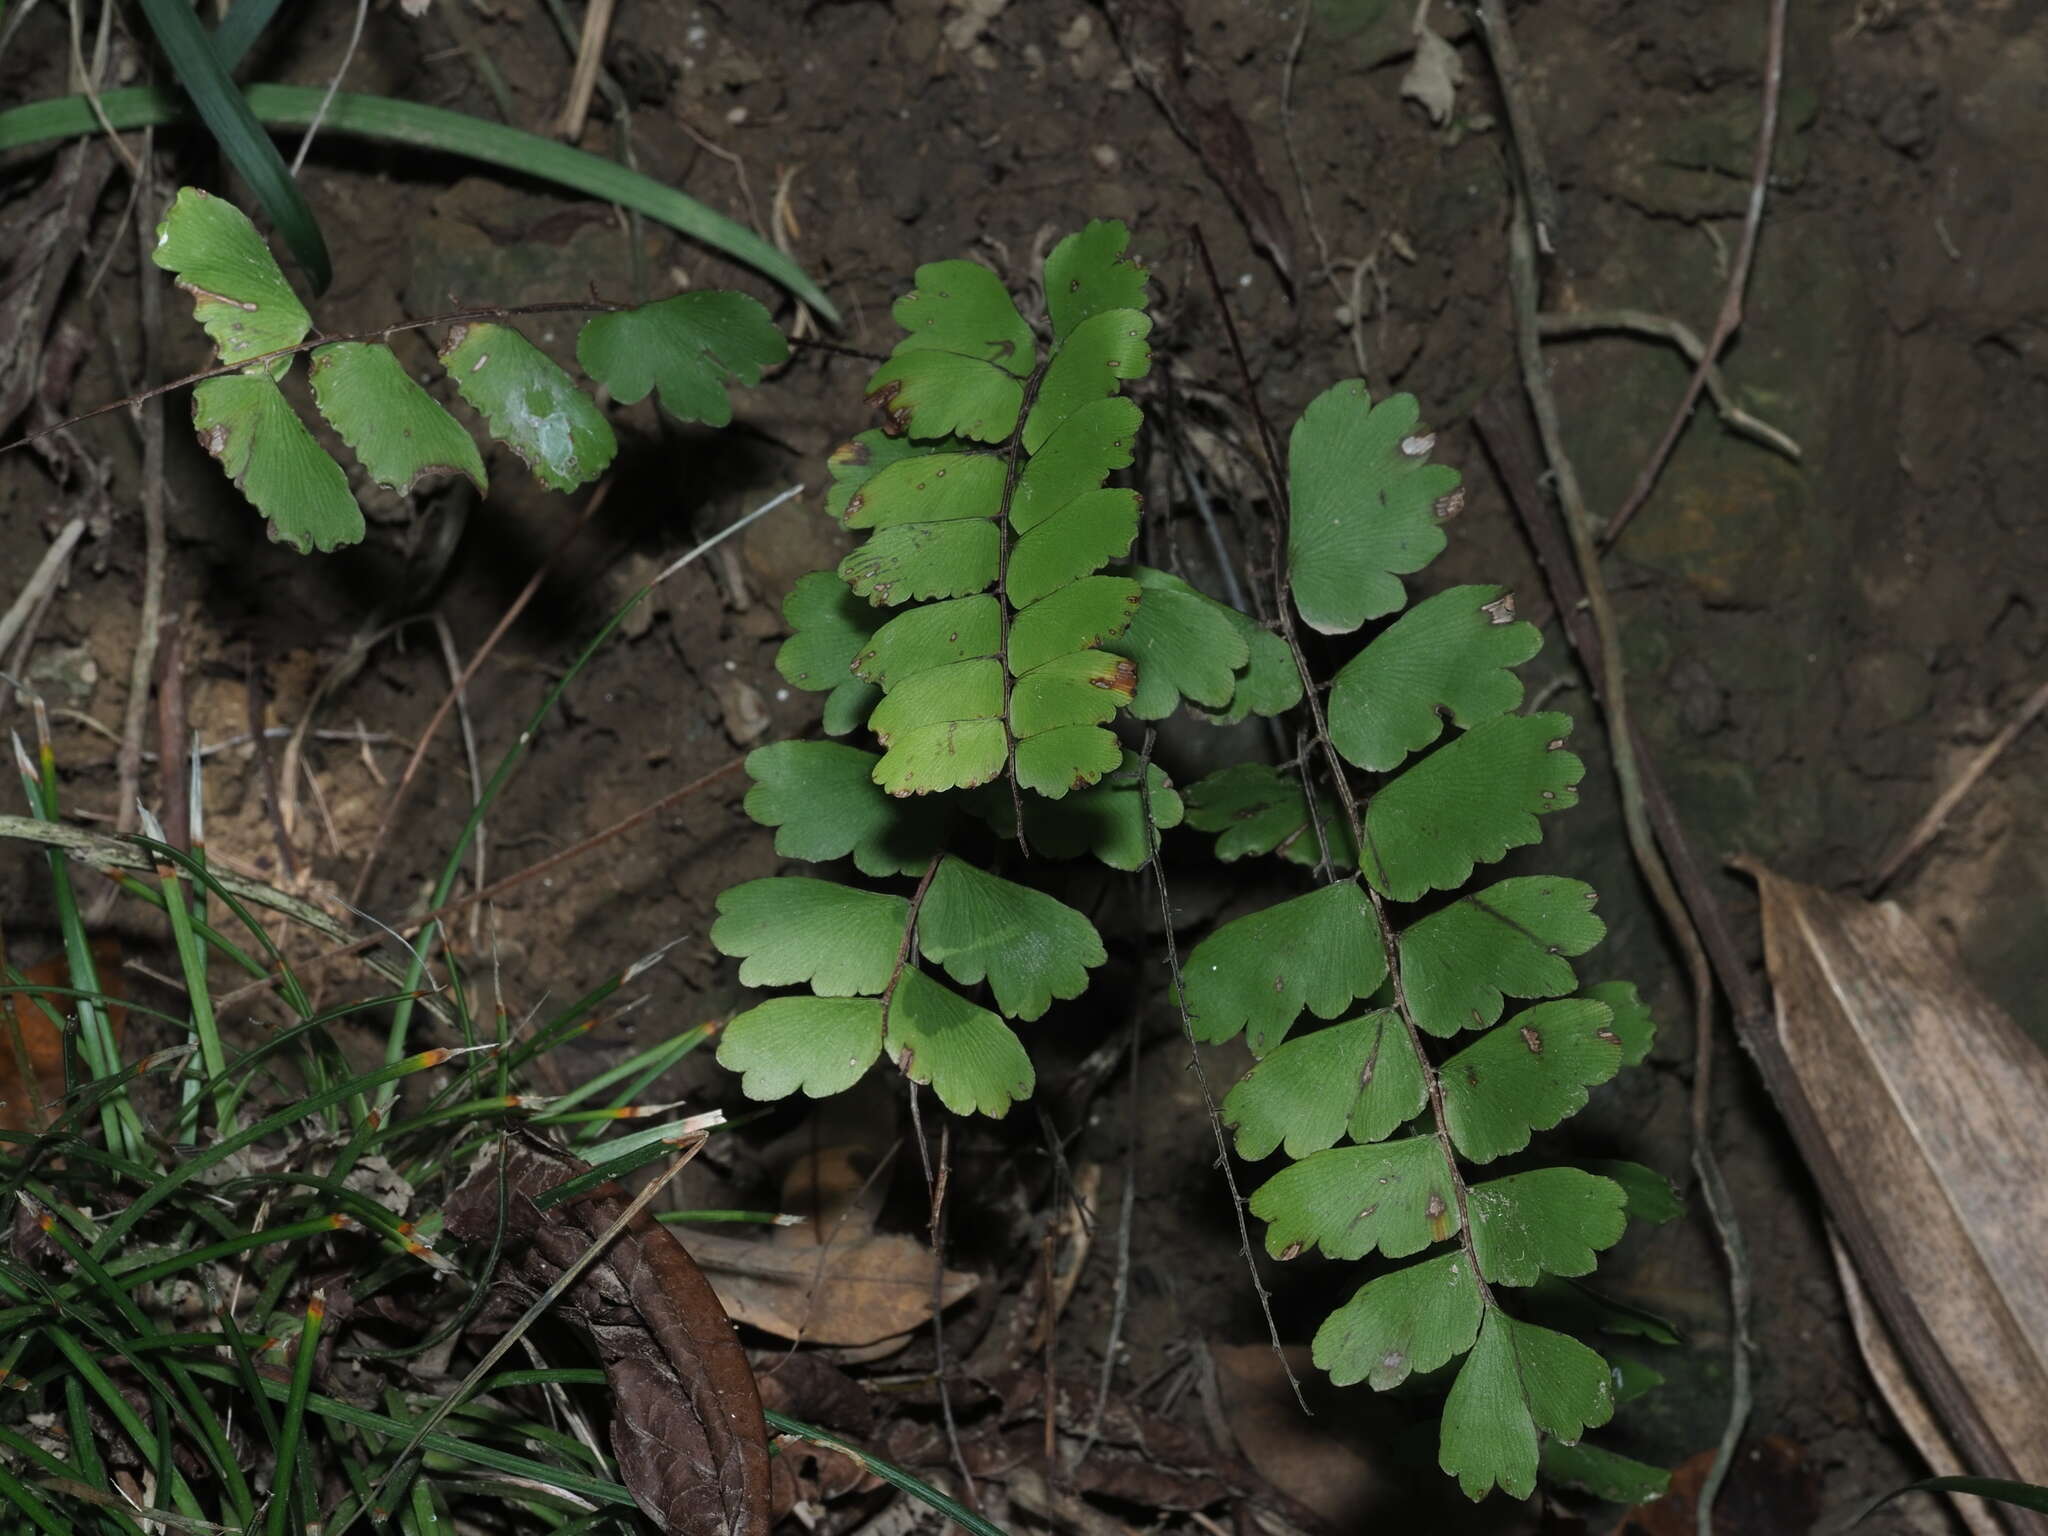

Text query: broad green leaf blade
(873, 720), (1008, 798)
(1195, 608), (1304, 725)
(1183, 880), (1386, 1054)
(710, 878), (909, 997)
(1042, 219), (1148, 342)
(1314, 1252), (1483, 1390)
(151, 187), (311, 372)
(1224, 1010), (1423, 1159)
(1538, 1442), (1670, 1504)
(308, 342), (487, 495)
(840, 522), (1001, 606)
(865, 351), (1023, 443)
(868, 659), (1003, 743)
(1110, 568), (1250, 718)
(1012, 723), (1124, 799)
(1440, 999), (1624, 1164)
(1441, 1309), (1613, 1502)
(1007, 576), (1142, 674)
(717, 996), (883, 1100)
(883, 967), (1033, 1117)
(1251, 1135), (1456, 1261)
(855, 596), (1002, 689)
(827, 430), (952, 522)
(822, 679), (881, 736)
(576, 291), (788, 427)
(743, 741), (948, 877)
(13, 86), (838, 319)
(134, 2), (331, 291)
(1288, 381), (1462, 635)
(1585, 1159), (1683, 1225)
(438, 321), (616, 492)
(1584, 980), (1655, 1066)
(918, 857), (1105, 1021)
(1184, 763), (1355, 869)
(841, 452), (1004, 530)
(192, 374), (363, 553)
(1327, 585), (1541, 771)
(777, 572), (882, 693)
(1008, 650), (1136, 738)
(890, 260), (1036, 375)
(1005, 489), (1140, 607)
(1022, 308), (1153, 452)
(1398, 877), (1606, 1037)
(1468, 1169), (1628, 1286)
(1013, 397), (1142, 533)
(1361, 713), (1584, 902)
(968, 750), (1184, 869)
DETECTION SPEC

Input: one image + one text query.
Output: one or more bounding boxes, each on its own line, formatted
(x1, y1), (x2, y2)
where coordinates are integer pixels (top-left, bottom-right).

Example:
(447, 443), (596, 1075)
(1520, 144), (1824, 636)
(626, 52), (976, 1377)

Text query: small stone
(718, 678), (772, 746)
(27, 644), (97, 706)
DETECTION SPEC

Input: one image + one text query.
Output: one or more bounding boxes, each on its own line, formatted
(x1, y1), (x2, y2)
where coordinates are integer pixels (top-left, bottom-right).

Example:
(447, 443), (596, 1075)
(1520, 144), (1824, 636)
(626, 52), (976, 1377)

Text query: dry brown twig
(1601, 0), (1790, 549)
(1537, 308), (1802, 463)
(1865, 673), (2048, 897)
(556, 0), (616, 141)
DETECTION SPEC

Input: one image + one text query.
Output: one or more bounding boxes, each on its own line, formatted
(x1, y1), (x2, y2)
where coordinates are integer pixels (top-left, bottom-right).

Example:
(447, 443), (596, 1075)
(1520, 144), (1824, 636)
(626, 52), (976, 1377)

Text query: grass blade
(266, 1291), (327, 1536)
(131, 0), (332, 292)
(0, 85), (836, 320)
(211, 0), (288, 73)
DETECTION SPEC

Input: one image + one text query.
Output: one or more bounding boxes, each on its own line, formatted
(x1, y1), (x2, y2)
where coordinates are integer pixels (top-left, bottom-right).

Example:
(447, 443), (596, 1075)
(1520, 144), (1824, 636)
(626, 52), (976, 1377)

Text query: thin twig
(1865, 673), (2048, 896)
(0, 518), (86, 664)
(1537, 308), (1801, 463)
(1601, 0), (1789, 549)
(65, 0), (141, 178)
(1501, 197), (1750, 1536)
(1134, 726), (1306, 1412)
(427, 613), (488, 946)
(112, 150), (168, 845)
(290, 0), (369, 174)
(1473, 0), (1560, 254)
(556, 0), (615, 141)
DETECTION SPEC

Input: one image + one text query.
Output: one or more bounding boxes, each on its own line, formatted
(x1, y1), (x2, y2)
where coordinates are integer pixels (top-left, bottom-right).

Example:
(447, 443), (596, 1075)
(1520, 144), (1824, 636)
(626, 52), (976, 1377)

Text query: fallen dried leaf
(446, 1133), (773, 1536)
(1745, 862), (2048, 1490)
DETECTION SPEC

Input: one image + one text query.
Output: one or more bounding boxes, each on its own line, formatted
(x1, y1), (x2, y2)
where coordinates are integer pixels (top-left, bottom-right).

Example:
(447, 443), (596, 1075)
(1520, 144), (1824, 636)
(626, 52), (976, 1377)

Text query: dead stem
(1601, 0), (1790, 550)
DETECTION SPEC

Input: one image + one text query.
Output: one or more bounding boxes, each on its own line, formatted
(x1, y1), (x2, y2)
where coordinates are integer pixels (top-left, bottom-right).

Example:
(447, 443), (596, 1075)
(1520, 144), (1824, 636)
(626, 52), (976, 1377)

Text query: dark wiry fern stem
(1189, 227), (1497, 1310)
(990, 361), (1050, 855)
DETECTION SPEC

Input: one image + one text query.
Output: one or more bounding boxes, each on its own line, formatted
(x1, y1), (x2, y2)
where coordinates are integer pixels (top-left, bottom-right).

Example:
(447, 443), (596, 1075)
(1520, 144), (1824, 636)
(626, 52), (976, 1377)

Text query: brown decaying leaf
(683, 1226), (976, 1350)
(1102, 0), (1298, 294)
(1, 936), (125, 1134)
(446, 1133), (773, 1536)
(1611, 1435), (1820, 1536)
(1744, 862), (2048, 1488)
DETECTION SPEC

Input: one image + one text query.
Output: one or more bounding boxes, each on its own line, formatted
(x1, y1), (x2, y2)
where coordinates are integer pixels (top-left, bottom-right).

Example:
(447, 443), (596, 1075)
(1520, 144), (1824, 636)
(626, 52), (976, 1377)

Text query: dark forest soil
(4, 1), (2045, 1531)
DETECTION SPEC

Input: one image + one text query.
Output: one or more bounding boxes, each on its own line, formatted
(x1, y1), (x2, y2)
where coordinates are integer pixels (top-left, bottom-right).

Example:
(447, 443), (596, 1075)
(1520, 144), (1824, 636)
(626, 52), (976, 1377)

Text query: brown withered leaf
(683, 1226), (976, 1348)
(1102, 0), (1298, 295)
(1744, 862), (2048, 1493)
(445, 1133), (772, 1536)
